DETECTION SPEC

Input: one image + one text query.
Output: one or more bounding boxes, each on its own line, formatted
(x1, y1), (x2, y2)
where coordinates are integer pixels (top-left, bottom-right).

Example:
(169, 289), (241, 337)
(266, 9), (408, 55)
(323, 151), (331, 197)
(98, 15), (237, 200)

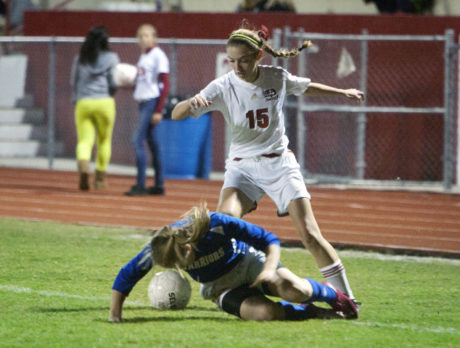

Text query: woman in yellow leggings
(71, 26), (119, 190)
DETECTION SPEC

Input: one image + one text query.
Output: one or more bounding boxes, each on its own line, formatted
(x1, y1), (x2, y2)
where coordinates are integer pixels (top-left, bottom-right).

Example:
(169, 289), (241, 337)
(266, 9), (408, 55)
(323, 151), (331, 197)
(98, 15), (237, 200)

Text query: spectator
(237, 0), (296, 13)
(70, 26), (120, 191)
(363, 0), (434, 14)
(124, 24), (170, 196)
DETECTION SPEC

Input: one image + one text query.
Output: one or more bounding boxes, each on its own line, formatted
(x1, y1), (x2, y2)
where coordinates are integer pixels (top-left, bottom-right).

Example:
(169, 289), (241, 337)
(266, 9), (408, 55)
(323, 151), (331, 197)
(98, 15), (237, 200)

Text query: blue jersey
(112, 212), (280, 295)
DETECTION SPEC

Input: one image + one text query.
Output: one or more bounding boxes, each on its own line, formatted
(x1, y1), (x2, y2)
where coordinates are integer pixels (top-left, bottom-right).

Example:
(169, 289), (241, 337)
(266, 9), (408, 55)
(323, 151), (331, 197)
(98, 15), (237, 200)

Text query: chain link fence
(0, 32), (457, 189)
(279, 28), (456, 189)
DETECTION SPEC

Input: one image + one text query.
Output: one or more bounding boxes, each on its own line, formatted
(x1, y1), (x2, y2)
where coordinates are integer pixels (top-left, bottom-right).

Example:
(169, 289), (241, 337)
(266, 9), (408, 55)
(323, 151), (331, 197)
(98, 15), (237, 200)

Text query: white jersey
(133, 46), (170, 101)
(192, 65), (310, 159)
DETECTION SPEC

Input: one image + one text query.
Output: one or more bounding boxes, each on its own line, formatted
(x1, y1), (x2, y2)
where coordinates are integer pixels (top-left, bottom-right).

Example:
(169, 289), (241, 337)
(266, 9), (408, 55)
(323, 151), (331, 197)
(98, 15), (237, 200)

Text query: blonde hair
(227, 22), (311, 59)
(137, 24), (157, 38)
(150, 202), (210, 268)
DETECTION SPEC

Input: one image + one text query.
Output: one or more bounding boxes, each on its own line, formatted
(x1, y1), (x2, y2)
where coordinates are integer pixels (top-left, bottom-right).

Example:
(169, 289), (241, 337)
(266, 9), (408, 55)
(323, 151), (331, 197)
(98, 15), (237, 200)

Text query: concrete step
(0, 124), (47, 141)
(0, 140), (63, 157)
(0, 108), (45, 125)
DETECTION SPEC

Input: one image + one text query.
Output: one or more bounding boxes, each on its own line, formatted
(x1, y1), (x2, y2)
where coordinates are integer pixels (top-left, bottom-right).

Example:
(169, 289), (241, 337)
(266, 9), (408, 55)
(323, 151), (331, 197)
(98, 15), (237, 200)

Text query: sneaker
(324, 283), (359, 320)
(124, 185), (149, 196)
(147, 186), (165, 195)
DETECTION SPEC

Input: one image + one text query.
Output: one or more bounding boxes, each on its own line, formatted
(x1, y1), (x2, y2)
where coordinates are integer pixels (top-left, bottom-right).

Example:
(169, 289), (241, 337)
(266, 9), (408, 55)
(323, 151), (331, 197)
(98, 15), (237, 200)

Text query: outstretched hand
(189, 95), (212, 110)
(344, 89), (365, 102)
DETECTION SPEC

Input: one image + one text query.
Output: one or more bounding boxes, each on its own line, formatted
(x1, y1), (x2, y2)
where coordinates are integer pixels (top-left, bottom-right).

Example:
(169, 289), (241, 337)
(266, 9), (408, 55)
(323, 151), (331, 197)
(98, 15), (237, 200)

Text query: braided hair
(227, 23), (311, 59)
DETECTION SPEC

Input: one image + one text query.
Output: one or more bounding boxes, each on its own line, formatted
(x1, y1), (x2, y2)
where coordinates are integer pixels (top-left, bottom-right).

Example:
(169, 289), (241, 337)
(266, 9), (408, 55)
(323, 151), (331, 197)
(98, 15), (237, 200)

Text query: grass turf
(0, 218), (459, 347)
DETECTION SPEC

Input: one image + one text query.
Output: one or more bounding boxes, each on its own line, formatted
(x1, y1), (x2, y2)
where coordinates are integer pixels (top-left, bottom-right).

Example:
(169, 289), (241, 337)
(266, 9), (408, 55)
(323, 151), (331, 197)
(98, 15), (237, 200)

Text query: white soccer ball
(113, 63), (137, 87)
(148, 270), (192, 310)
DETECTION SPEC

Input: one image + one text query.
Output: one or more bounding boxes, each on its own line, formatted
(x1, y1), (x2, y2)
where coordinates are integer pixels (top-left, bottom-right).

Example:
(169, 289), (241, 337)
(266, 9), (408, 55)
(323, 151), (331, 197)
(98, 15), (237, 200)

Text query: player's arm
(250, 243), (281, 288)
(109, 244), (154, 322)
(171, 95), (212, 121)
(109, 290), (126, 323)
(214, 213), (281, 286)
(152, 73), (170, 125)
(304, 82), (364, 102)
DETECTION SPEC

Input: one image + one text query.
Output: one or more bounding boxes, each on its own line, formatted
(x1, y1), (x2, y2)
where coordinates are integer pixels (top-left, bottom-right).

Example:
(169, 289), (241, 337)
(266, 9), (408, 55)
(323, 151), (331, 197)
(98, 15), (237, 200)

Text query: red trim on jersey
(154, 73), (170, 114)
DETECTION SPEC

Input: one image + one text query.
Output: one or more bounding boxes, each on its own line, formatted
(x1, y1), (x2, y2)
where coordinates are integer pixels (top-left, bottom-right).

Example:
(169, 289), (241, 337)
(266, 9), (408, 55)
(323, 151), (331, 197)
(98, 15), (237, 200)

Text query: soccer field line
(0, 285), (146, 306)
(283, 248), (460, 265)
(1, 284), (459, 336)
(351, 321), (460, 335)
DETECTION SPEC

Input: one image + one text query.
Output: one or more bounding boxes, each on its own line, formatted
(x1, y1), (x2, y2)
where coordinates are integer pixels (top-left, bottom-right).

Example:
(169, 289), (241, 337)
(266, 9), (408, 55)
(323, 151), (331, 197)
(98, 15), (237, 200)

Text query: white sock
(320, 259), (355, 300)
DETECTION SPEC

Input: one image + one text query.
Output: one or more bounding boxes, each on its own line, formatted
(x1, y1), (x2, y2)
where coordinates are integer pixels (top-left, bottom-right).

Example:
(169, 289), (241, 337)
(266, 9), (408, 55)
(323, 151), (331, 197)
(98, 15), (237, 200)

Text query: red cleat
(324, 283), (359, 320)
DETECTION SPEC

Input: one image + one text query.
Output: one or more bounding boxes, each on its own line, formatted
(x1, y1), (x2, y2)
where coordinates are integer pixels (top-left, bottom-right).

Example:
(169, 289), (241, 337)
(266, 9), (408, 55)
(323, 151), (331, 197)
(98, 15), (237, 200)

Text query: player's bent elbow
(171, 102), (190, 121)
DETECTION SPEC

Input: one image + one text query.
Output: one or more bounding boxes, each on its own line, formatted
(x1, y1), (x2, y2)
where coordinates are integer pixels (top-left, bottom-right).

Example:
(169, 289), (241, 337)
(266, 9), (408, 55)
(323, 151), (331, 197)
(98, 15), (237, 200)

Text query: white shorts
(199, 247), (266, 301)
(222, 150), (310, 215)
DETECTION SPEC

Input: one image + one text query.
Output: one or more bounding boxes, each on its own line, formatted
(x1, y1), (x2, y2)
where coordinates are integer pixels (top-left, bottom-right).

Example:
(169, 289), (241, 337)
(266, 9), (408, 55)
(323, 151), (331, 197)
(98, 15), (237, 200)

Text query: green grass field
(0, 218), (459, 348)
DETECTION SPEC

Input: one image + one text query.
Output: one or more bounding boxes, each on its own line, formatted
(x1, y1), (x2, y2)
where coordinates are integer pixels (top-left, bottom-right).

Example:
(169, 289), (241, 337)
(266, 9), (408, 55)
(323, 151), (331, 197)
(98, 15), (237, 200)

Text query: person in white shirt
(125, 24), (170, 196)
(172, 23), (364, 309)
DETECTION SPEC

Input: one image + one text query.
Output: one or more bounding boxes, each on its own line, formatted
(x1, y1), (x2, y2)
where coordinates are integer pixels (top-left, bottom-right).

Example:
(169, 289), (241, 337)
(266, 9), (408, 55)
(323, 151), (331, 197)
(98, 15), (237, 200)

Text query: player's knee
(218, 285), (261, 319)
(278, 279), (311, 303)
(216, 205), (242, 218)
(216, 208), (236, 217)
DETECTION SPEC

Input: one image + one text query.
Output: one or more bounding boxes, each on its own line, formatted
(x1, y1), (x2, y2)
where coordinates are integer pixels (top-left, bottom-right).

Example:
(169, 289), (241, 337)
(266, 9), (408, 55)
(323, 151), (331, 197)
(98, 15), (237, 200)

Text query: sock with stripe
(320, 259), (355, 300)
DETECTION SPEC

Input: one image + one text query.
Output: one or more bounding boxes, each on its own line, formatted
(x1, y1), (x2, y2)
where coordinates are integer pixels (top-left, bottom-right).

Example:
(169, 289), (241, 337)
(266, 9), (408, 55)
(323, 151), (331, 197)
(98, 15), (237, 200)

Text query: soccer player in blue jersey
(109, 203), (358, 322)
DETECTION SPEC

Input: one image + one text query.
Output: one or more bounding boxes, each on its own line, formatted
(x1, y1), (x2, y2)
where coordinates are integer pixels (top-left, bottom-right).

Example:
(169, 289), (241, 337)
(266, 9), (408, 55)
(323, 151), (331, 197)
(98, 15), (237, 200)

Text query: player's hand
(250, 268), (278, 288)
(109, 312), (122, 323)
(189, 95), (212, 110)
(344, 89), (364, 103)
(152, 112), (163, 125)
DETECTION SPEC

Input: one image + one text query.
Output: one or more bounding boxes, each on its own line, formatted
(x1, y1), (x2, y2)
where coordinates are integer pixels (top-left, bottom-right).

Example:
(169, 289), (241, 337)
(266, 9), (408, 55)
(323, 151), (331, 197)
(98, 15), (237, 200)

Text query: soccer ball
(113, 63), (137, 87)
(148, 270), (192, 310)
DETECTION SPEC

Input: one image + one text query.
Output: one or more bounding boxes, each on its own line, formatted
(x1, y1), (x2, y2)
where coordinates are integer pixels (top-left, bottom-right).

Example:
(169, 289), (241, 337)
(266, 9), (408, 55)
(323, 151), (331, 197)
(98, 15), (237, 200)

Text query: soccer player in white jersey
(125, 24), (170, 196)
(172, 23), (364, 309)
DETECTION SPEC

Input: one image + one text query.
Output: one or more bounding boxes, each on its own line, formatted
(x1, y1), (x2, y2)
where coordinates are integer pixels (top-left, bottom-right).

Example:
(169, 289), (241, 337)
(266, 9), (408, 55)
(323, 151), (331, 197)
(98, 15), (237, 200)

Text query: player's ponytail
(150, 202), (210, 268)
(227, 22), (311, 59)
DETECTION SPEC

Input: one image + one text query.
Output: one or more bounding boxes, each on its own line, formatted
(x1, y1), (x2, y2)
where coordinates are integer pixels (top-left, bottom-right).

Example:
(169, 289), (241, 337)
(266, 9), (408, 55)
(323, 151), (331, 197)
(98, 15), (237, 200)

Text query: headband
(229, 33), (261, 47)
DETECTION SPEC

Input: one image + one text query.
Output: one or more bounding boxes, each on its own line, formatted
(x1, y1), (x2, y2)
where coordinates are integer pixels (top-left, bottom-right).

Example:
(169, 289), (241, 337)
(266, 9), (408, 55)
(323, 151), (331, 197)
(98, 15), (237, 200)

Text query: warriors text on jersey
(112, 212), (280, 295)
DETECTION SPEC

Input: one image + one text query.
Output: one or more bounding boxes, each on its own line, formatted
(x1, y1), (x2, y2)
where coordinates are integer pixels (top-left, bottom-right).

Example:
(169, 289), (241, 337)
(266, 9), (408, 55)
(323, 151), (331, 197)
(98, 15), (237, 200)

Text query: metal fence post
(282, 26), (291, 72)
(296, 28), (306, 175)
(47, 37), (56, 169)
(443, 29), (455, 190)
(271, 28), (282, 67)
(457, 35), (460, 188)
(355, 29), (368, 179)
(169, 40), (178, 96)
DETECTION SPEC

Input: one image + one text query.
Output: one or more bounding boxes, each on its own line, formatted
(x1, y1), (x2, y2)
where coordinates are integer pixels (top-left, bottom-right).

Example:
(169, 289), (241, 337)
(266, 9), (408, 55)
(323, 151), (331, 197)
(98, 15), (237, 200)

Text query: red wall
(23, 11), (460, 38)
(23, 11), (459, 181)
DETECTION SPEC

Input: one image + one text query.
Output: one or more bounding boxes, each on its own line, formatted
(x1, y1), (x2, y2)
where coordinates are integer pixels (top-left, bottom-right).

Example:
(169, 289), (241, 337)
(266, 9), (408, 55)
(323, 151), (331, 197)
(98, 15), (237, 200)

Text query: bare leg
(217, 187), (256, 218)
(288, 198), (355, 300)
(239, 268), (344, 321)
(239, 296), (286, 321)
(288, 197), (338, 268)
